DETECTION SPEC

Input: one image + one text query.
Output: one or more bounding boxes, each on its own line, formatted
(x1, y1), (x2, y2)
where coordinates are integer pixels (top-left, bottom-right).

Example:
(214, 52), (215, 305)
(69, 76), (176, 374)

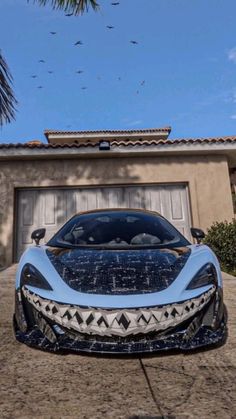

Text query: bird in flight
(111, 2), (119, 5)
(31, 75), (37, 78)
(38, 59), (45, 63)
(50, 31), (56, 35)
(140, 80), (145, 85)
(37, 86), (43, 89)
(107, 25), (114, 29)
(81, 86), (87, 90)
(48, 71), (53, 74)
(130, 40), (138, 44)
(76, 70), (83, 74)
(74, 40), (83, 46)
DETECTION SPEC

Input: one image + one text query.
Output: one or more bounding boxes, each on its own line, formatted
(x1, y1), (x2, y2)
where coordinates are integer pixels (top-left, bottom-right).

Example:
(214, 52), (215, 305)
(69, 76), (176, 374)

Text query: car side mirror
(190, 227), (205, 244)
(31, 228), (46, 245)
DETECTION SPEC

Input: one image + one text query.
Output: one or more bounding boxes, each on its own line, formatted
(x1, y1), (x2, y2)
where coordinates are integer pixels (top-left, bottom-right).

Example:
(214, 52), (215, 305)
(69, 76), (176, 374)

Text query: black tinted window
(47, 210), (189, 249)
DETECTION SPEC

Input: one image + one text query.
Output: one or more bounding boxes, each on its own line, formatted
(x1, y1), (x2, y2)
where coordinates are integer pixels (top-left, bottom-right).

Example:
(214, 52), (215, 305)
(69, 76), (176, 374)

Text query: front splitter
(14, 317), (227, 354)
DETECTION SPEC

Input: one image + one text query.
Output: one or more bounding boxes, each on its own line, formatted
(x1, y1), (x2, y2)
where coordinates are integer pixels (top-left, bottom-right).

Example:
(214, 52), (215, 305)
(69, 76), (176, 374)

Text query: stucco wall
(230, 170), (236, 192)
(230, 169), (236, 214)
(0, 154), (233, 267)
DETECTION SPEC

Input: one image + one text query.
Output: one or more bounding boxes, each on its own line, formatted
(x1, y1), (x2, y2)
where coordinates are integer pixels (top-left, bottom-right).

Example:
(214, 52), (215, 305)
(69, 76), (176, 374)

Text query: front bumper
(14, 286), (227, 354)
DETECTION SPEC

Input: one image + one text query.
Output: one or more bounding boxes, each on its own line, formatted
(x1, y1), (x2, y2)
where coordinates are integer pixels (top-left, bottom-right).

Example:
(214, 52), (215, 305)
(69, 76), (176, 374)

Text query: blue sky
(1, 0), (236, 143)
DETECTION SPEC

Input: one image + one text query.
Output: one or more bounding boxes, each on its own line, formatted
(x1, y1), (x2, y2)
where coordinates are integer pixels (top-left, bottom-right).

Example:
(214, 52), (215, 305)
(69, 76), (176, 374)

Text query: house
(0, 126), (235, 268)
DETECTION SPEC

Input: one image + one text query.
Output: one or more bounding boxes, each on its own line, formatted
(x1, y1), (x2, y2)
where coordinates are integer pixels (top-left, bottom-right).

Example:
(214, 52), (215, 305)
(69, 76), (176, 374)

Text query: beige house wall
(0, 153), (233, 267)
(230, 169), (236, 214)
(230, 170), (236, 193)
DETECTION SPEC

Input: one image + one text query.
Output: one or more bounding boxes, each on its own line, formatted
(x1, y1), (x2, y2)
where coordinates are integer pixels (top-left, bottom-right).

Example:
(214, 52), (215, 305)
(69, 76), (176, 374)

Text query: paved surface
(0, 265), (236, 419)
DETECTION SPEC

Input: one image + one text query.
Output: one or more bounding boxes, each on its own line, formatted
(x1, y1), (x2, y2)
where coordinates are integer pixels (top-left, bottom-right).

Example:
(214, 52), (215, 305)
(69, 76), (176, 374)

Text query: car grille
(22, 286), (215, 337)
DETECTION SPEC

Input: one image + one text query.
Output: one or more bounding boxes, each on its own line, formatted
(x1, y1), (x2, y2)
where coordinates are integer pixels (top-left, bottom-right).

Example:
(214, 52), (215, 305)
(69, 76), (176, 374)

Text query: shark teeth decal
(22, 287), (215, 337)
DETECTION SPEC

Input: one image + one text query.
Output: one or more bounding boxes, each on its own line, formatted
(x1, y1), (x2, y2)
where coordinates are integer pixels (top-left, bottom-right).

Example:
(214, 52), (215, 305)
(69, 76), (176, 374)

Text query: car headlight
(186, 263), (217, 290)
(21, 264), (53, 291)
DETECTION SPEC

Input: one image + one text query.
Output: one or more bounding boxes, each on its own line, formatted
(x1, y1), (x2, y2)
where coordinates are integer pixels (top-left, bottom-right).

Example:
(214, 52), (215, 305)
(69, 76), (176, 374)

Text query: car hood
(46, 246), (191, 295)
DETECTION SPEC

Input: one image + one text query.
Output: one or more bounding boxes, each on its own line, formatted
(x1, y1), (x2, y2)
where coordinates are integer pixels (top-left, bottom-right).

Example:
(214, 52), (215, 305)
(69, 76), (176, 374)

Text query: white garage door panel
(16, 184), (191, 261)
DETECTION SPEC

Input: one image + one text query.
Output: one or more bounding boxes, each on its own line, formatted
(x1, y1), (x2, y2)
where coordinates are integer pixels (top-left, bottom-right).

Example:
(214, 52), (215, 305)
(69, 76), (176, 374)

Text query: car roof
(73, 208), (163, 218)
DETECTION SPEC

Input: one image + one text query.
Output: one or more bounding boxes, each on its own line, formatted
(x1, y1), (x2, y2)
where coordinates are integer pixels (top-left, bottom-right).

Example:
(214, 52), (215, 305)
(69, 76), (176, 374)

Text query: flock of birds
(31, 1), (145, 94)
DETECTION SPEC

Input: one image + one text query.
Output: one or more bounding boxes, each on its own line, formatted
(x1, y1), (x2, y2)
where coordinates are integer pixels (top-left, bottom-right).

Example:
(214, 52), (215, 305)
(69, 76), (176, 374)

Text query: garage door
(15, 184), (191, 261)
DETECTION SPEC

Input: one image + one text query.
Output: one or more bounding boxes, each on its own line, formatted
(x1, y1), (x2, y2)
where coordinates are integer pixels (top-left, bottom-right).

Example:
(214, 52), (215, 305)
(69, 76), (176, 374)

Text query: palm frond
(0, 51), (17, 126)
(29, 0), (99, 15)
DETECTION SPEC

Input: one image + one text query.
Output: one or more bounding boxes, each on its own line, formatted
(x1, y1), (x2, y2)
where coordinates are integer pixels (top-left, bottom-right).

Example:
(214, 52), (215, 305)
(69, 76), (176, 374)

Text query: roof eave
(1, 142), (236, 166)
(44, 127), (171, 143)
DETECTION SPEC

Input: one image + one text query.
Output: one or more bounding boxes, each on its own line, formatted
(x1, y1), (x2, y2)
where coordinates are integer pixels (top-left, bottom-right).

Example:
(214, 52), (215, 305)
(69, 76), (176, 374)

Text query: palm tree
(0, 0), (99, 126)
(31, 0), (99, 15)
(0, 51), (17, 126)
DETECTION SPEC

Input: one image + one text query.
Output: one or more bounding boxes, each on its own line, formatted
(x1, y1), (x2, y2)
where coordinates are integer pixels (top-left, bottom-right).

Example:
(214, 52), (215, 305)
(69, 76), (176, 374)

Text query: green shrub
(204, 219), (236, 277)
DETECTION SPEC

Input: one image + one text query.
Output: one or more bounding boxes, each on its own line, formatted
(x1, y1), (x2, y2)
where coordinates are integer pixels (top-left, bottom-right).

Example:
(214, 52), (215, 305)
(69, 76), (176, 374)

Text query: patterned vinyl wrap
(22, 286), (215, 337)
(46, 248), (190, 295)
(14, 321), (227, 354)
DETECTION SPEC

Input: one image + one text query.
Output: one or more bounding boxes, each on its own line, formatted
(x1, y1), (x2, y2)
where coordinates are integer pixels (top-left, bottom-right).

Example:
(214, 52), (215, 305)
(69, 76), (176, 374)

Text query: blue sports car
(14, 209), (226, 353)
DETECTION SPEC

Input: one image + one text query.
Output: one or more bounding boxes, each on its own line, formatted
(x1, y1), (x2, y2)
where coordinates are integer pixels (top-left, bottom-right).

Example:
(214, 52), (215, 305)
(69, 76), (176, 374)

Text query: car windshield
(47, 210), (190, 249)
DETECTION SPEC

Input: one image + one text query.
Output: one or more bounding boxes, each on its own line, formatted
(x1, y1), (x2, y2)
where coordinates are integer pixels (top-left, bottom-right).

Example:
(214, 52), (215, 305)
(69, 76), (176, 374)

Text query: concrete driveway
(0, 265), (235, 419)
